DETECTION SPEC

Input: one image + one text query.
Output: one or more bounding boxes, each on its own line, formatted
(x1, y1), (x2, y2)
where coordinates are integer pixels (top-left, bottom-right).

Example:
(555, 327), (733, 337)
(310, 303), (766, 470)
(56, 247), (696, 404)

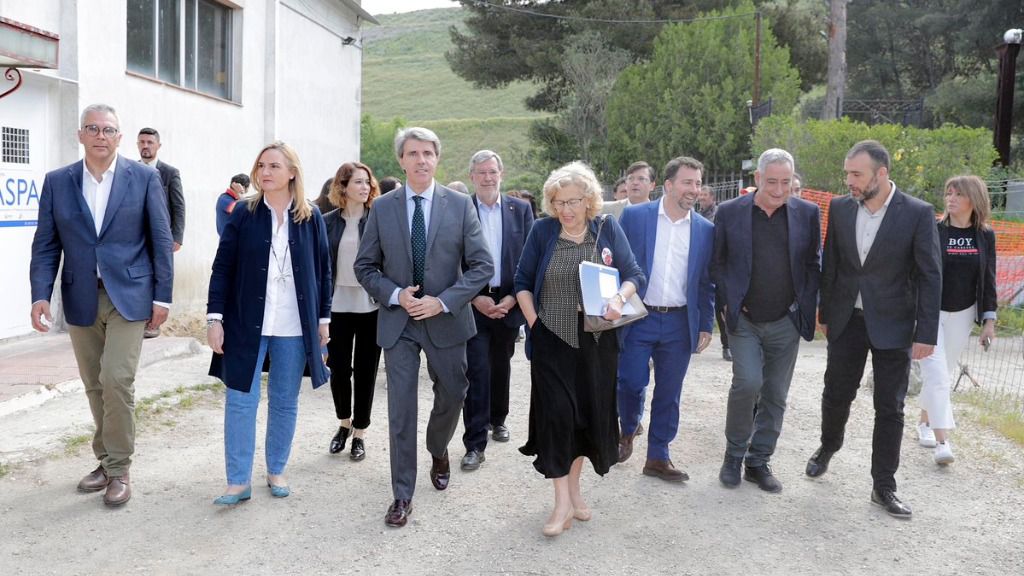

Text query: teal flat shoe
(267, 482), (290, 498)
(213, 486), (252, 505)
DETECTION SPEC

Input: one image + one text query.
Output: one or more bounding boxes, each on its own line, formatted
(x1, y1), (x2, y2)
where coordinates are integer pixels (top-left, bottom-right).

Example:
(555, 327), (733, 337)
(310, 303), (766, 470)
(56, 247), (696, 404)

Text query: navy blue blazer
(471, 194), (535, 328)
(30, 156), (174, 325)
(619, 201), (716, 350)
(514, 215), (646, 359)
(207, 200), (332, 392)
(712, 193), (821, 341)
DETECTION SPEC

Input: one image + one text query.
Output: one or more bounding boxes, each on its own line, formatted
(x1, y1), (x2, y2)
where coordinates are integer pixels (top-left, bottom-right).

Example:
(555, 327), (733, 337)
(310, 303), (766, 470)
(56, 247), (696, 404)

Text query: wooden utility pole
(822, 0), (847, 120)
(994, 31), (1021, 166)
(753, 10), (761, 106)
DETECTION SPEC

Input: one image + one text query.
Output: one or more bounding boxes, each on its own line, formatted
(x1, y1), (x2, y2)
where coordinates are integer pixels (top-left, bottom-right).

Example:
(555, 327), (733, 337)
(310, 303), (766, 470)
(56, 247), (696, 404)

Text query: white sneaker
(917, 423), (937, 448)
(934, 441), (955, 465)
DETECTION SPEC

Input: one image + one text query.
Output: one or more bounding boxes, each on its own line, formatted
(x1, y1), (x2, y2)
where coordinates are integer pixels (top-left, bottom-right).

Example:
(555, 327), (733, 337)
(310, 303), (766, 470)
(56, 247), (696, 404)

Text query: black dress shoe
(385, 499), (413, 527)
(718, 454), (742, 488)
(744, 464), (783, 493)
(491, 424), (510, 442)
(460, 450), (485, 471)
(871, 489), (912, 519)
(329, 426), (351, 454)
(722, 348), (733, 362)
(430, 451), (450, 490)
(350, 437), (365, 461)
(805, 446), (834, 478)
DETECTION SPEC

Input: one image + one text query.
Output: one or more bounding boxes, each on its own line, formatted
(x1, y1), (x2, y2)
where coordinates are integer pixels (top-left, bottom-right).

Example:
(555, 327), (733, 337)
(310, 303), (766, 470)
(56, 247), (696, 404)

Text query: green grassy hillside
(362, 7), (548, 182)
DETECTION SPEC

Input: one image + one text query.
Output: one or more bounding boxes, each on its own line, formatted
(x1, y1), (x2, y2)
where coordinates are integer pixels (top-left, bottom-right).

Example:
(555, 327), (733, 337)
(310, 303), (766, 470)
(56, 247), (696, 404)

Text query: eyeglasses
(472, 170), (500, 178)
(626, 175), (651, 183)
(551, 198), (585, 210)
(82, 125), (120, 137)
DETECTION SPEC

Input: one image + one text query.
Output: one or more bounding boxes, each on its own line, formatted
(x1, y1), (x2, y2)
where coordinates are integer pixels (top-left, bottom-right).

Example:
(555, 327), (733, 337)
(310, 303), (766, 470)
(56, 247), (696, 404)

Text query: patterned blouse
(539, 231), (600, 348)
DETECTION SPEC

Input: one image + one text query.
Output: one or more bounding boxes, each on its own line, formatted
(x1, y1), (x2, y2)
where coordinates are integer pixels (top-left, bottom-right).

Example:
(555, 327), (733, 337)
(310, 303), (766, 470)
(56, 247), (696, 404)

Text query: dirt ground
(2, 339), (1023, 576)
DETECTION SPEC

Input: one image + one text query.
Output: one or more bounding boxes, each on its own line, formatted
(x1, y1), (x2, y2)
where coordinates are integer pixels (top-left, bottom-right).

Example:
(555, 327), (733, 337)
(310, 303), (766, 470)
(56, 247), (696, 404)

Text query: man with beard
(805, 140), (941, 519)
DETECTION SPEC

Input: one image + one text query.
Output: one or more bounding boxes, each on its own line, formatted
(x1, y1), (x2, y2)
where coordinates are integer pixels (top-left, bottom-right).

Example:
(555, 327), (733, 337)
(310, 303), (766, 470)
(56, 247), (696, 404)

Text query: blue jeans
(224, 336), (305, 485)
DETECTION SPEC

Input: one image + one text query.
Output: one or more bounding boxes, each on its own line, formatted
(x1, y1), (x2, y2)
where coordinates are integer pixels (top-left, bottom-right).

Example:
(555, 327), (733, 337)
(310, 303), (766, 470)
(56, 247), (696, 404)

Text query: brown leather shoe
(77, 466), (109, 493)
(430, 451), (450, 491)
(618, 432), (636, 463)
(385, 499), (413, 527)
(103, 472), (131, 507)
(642, 459), (689, 482)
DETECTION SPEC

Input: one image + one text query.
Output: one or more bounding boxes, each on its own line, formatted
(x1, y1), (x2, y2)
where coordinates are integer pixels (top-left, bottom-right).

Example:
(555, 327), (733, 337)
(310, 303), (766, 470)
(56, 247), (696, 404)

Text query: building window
(2, 127), (30, 164)
(127, 0), (234, 100)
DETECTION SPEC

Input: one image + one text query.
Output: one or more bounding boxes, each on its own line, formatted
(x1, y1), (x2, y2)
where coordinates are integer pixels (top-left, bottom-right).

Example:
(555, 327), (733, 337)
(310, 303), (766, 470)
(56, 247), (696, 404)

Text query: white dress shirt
(476, 195), (503, 288)
(261, 199), (303, 336)
(854, 182), (896, 310)
(643, 198), (690, 308)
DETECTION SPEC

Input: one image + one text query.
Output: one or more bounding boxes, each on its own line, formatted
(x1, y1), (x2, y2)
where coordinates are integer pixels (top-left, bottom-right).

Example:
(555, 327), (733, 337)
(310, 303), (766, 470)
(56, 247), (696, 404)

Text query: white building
(0, 0), (377, 339)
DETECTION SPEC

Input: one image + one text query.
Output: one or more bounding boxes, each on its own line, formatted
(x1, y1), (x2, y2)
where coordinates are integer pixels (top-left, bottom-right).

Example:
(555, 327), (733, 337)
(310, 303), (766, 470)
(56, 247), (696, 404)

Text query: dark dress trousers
(155, 160), (185, 246)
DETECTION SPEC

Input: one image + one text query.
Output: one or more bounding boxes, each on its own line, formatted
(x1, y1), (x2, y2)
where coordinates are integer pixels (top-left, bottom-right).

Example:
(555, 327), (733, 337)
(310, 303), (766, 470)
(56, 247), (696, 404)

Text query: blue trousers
(617, 309), (692, 461)
(224, 336), (305, 485)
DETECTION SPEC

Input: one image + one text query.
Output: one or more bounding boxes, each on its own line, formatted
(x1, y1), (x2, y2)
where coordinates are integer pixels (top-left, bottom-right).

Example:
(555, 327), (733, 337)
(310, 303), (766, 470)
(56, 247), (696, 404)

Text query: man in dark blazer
(137, 127), (184, 250)
(805, 140), (941, 519)
(30, 104), (174, 507)
(617, 156), (715, 482)
(459, 150), (535, 471)
(712, 149), (821, 493)
(354, 127), (493, 528)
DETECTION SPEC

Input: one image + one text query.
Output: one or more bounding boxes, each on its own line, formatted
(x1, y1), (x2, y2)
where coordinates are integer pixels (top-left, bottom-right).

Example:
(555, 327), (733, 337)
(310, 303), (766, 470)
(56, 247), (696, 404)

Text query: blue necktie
(411, 195), (426, 297)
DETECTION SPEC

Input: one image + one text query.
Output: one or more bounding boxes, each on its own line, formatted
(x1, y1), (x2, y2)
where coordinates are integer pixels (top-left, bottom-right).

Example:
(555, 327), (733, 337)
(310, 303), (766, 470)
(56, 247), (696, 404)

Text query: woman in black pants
(324, 161), (382, 460)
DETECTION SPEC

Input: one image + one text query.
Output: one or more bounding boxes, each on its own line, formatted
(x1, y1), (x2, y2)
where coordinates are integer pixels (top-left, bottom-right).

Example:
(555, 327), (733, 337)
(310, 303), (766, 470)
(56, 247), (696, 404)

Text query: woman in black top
(917, 175), (997, 466)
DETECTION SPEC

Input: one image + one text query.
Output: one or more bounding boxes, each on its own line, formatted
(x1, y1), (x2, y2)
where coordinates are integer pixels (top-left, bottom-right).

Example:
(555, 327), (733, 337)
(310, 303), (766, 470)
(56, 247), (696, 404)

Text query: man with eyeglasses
(602, 161), (656, 219)
(137, 127), (185, 338)
(616, 156), (715, 481)
(30, 104), (174, 508)
(459, 150), (535, 472)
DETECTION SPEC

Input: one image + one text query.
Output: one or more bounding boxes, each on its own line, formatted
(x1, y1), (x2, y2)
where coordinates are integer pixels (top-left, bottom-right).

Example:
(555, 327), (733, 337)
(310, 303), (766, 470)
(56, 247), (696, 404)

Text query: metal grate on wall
(2, 127), (30, 164)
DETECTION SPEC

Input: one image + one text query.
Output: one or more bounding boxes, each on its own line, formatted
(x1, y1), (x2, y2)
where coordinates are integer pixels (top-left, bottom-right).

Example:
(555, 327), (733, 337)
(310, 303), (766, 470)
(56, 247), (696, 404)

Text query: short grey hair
(80, 103), (119, 127)
(394, 126), (441, 158)
(469, 149), (503, 173)
(757, 148), (795, 174)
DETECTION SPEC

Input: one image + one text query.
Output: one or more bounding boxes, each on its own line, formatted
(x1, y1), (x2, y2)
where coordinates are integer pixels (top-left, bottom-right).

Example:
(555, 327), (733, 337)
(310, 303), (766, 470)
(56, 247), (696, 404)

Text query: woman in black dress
(514, 161), (645, 537)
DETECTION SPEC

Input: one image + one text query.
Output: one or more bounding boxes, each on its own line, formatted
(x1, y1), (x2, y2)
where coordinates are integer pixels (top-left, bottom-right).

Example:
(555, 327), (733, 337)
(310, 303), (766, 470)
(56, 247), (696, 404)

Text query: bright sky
(362, 0), (459, 16)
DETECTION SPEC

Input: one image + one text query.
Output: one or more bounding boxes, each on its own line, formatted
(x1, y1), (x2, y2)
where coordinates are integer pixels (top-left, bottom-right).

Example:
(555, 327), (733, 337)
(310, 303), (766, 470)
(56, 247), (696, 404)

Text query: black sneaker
(871, 489), (912, 519)
(744, 464), (783, 493)
(719, 454), (743, 488)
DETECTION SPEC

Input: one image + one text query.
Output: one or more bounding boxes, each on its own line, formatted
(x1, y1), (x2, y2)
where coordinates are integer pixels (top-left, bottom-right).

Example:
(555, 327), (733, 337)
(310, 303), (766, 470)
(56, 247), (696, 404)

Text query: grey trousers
(384, 319), (469, 500)
(724, 315), (800, 467)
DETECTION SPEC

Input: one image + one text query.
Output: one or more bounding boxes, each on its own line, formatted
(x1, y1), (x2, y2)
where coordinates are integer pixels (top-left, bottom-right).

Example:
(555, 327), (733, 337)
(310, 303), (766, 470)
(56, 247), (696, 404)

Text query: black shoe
(722, 348), (733, 362)
(350, 437), (365, 461)
(491, 424), (510, 442)
(744, 464), (783, 493)
(430, 451), (450, 491)
(329, 426), (351, 454)
(871, 489), (912, 519)
(805, 446), (834, 478)
(460, 450), (485, 471)
(718, 454), (742, 488)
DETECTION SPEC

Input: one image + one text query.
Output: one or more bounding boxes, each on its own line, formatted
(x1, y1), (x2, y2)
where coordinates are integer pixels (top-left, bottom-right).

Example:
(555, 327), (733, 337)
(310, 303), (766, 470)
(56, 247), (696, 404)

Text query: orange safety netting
(801, 188), (1024, 305)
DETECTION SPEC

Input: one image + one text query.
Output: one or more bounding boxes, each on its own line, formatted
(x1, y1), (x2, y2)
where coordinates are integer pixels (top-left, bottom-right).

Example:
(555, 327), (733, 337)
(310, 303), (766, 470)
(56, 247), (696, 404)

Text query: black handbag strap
(590, 214), (608, 262)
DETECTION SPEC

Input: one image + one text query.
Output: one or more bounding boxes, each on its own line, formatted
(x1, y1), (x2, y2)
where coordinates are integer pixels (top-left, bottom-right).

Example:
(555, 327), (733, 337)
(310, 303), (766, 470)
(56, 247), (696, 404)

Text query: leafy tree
(359, 115), (405, 182)
(605, 0), (802, 174)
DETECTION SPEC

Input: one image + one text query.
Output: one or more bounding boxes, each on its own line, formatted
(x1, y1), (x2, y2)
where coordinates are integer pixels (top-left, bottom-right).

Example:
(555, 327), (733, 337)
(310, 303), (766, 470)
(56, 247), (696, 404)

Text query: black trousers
(716, 303), (730, 349)
(462, 308), (518, 452)
(328, 310), (382, 429)
(820, 312), (911, 492)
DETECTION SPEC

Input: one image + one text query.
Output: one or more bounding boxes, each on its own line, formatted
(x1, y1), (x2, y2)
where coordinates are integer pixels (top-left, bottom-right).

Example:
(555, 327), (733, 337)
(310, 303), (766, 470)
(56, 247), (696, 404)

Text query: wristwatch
(612, 293), (625, 305)
(206, 318), (223, 327)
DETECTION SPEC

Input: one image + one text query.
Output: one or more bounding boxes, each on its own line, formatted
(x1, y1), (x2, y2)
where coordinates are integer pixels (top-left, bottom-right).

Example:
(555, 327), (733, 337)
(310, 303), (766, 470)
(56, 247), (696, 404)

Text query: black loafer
(744, 464), (783, 493)
(491, 424), (510, 442)
(871, 489), (912, 519)
(330, 426), (351, 454)
(460, 450), (485, 471)
(350, 437), (365, 461)
(805, 446), (834, 478)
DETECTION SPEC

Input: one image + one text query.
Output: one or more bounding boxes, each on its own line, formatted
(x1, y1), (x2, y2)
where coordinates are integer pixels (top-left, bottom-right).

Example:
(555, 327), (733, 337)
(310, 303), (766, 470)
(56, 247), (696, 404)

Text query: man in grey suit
(804, 140), (941, 519)
(354, 127), (494, 528)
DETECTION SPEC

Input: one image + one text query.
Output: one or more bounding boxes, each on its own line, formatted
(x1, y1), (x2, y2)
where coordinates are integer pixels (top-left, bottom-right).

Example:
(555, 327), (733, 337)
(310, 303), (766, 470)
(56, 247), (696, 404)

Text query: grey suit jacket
(354, 184), (494, 349)
(819, 186), (942, 349)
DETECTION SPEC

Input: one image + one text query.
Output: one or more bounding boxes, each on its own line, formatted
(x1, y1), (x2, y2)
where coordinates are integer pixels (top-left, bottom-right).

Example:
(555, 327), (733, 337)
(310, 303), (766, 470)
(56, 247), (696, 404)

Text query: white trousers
(918, 305), (976, 430)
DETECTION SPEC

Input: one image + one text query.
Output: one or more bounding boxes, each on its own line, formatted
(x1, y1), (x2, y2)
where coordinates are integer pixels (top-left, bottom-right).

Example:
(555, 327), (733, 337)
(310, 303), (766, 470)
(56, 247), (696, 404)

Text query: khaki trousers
(67, 289), (145, 476)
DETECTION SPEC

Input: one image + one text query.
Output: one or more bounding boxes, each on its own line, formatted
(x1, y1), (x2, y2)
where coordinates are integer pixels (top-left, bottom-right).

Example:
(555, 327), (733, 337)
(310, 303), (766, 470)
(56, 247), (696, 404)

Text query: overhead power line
(464, 0), (758, 25)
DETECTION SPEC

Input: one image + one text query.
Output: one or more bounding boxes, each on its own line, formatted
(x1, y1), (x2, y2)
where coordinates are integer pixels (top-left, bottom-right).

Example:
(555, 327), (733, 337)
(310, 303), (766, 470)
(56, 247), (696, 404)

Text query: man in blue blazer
(460, 150), (535, 471)
(712, 149), (821, 493)
(617, 156), (715, 482)
(354, 127), (493, 527)
(29, 104), (174, 507)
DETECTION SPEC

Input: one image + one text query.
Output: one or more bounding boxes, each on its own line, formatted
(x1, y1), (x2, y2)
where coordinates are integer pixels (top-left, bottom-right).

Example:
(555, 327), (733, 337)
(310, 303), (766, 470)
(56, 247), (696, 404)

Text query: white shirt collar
(406, 180), (436, 203)
(658, 197), (691, 223)
(84, 156), (118, 183)
(476, 192), (501, 210)
(141, 157), (158, 167)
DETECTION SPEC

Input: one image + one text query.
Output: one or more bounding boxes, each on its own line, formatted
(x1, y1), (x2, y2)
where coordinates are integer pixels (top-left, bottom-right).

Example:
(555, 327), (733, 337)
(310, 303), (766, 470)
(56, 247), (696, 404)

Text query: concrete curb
(0, 337), (205, 419)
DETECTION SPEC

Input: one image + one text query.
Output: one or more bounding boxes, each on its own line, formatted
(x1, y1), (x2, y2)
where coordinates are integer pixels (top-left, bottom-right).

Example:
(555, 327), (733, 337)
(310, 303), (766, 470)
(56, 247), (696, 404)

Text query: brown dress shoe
(617, 433), (635, 463)
(103, 472), (131, 507)
(430, 451), (450, 491)
(642, 459), (689, 482)
(385, 499), (413, 527)
(77, 466), (109, 493)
